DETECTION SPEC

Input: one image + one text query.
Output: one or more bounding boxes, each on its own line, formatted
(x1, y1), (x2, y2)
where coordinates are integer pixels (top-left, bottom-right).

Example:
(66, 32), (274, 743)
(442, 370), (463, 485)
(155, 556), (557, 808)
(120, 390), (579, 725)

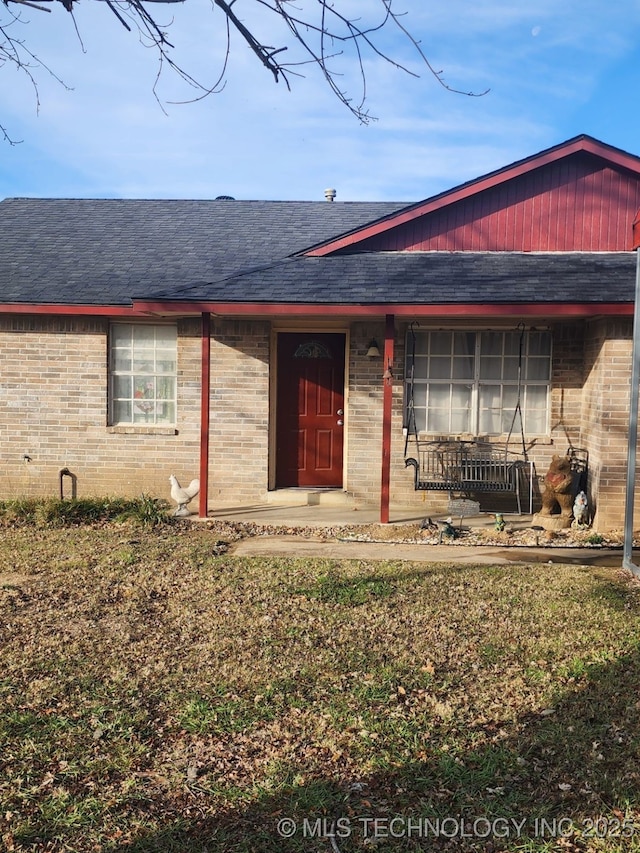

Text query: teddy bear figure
(540, 454), (574, 518)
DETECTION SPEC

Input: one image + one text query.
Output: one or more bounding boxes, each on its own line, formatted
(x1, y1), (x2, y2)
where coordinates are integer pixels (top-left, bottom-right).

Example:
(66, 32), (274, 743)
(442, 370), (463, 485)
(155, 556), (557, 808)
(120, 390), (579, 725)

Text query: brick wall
(0, 315), (201, 502)
(580, 318), (638, 531)
(207, 318), (270, 505)
(2, 313), (638, 531)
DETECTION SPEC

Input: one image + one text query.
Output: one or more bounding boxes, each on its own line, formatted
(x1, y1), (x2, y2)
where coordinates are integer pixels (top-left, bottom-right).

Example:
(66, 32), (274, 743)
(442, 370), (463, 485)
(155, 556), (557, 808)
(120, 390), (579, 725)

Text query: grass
(0, 494), (170, 528)
(1, 523), (640, 851)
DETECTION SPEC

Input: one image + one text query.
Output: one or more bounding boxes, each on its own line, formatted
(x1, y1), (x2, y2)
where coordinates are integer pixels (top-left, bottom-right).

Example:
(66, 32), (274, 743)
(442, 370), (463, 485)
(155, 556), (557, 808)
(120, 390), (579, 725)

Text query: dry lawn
(1, 523), (640, 852)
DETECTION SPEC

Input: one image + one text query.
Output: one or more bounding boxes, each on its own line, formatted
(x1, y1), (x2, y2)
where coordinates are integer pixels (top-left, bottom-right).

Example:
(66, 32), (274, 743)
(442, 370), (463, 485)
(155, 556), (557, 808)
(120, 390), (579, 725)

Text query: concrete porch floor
(201, 489), (531, 529)
(206, 502), (538, 530)
(203, 487), (534, 530)
(208, 502), (425, 527)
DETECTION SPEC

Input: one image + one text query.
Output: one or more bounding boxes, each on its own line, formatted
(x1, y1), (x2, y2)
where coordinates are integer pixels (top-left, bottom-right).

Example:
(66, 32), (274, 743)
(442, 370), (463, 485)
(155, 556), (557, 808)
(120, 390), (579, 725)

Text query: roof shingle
(0, 198), (636, 309)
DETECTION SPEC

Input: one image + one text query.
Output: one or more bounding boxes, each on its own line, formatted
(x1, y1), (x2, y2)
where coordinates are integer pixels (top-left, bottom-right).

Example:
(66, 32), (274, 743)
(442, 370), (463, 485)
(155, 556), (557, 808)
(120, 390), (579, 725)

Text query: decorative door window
(293, 341), (332, 359)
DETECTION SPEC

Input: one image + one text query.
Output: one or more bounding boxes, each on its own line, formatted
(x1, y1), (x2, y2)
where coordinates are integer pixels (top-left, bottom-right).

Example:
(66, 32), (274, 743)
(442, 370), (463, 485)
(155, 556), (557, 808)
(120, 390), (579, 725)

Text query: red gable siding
(337, 152), (640, 253)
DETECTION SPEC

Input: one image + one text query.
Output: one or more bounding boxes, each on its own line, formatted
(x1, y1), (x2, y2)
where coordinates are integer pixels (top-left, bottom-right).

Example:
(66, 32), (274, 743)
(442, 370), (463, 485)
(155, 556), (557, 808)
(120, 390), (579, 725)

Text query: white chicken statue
(169, 474), (200, 516)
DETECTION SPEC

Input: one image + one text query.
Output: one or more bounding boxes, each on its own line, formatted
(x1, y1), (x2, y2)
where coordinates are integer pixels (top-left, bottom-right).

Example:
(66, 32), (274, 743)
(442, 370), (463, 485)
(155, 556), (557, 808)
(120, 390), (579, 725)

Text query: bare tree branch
(1, 0), (489, 138)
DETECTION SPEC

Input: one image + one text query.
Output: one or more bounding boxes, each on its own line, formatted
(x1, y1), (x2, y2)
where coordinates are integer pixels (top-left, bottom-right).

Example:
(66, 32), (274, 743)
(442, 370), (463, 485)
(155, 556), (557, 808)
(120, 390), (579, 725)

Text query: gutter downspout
(199, 312), (211, 519)
(380, 313), (395, 523)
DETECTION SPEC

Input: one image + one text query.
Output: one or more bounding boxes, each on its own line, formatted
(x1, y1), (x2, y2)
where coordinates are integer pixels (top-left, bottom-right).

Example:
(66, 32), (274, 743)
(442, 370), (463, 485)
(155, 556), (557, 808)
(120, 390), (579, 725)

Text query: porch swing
(403, 322), (532, 514)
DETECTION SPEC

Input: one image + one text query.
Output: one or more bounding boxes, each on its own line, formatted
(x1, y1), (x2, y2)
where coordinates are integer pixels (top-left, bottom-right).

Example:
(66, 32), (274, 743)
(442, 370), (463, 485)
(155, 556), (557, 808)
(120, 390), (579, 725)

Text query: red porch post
(198, 312), (211, 519)
(380, 313), (395, 523)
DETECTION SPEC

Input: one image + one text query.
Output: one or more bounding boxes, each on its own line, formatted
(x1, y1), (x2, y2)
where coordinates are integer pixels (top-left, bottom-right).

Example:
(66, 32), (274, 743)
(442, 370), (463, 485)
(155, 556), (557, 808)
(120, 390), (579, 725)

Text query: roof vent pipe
(324, 188), (337, 202)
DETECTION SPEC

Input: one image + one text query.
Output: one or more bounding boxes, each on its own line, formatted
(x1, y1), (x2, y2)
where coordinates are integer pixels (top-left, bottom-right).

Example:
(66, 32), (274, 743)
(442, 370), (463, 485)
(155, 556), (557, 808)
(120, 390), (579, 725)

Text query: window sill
(108, 425), (178, 436)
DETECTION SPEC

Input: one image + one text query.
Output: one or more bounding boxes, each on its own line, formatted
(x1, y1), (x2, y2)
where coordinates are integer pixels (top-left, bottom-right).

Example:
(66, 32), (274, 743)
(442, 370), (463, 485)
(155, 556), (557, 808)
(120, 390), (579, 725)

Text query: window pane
(133, 352), (155, 372)
(113, 376), (131, 399)
(412, 357), (429, 379)
(429, 357), (451, 379)
(134, 407), (154, 423)
(113, 400), (131, 422)
(156, 352), (176, 373)
(135, 326), (156, 345)
(479, 384), (502, 435)
(453, 332), (475, 356)
(412, 408), (426, 432)
(450, 384), (472, 408)
(156, 326), (177, 347)
(503, 333), (520, 356)
(479, 357), (502, 380)
(413, 332), (429, 353)
(479, 409), (502, 434)
(451, 410), (471, 432)
(528, 332), (551, 356)
(480, 334), (501, 356)
(526, 359), (550, 381)
(427, 409), (450, 433)
(452, 356), (474, 379)
(526, 384), (548, 409)
(134, 376), (154, 398)
(114, 353), (132, 372)
(479, 384), (501, 409)
(429, 384), (450, 407)
(502, 408), (521, 434)
(157, 402), (175, 424)
(413, 385), (427, 408)
(112, 324), (132, 347)
(408, 384), (426, 432)
(502, 357), (519, 380)
(429, 331), (451, 354)
(451, 383), (472, 433)
(134, 400), (156, 418)
(525, 409), (547, 434)
(502, 385), (518, 410)
(157, 378), (175, 400)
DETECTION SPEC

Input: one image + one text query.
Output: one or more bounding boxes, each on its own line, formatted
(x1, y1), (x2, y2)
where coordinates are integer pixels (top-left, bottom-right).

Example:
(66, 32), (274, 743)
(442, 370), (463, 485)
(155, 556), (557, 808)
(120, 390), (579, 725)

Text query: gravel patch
(199, 518), (624, 550)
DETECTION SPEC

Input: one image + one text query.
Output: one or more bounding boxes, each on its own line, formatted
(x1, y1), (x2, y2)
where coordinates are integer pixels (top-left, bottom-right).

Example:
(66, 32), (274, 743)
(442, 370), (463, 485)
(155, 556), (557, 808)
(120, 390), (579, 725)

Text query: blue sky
(2, 0), (640, 202)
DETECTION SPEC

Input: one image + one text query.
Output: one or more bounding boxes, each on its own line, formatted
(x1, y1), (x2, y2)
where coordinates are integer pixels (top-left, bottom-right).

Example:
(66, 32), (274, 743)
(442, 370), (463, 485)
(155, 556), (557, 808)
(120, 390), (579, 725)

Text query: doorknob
(337, 419), (344, 426)
(337, 409), (344, 415)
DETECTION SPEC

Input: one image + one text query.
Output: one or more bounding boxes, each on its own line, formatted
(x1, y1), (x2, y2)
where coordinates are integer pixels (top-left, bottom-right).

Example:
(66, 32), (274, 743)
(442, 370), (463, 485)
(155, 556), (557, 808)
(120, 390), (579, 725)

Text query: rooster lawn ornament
(169, 474), (200, 517)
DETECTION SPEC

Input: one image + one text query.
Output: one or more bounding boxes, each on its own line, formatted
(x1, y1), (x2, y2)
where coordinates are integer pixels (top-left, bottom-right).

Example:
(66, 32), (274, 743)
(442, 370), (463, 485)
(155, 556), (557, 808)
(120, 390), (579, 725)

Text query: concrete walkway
(204, 501), (629, 568)
(229, 534), (626, 567)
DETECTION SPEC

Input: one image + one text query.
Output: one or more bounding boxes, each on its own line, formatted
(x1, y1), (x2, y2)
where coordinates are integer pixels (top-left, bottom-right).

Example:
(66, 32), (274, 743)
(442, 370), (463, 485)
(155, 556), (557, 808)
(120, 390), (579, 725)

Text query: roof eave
(0, 303), (141, 316)
(130, 300), (634, 319)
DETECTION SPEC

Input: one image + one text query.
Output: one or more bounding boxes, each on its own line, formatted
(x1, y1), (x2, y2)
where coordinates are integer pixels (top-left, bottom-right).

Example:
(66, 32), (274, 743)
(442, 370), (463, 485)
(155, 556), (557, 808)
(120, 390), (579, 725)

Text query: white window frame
(405, 328), (551, 437)
(109, 323), (178, 426)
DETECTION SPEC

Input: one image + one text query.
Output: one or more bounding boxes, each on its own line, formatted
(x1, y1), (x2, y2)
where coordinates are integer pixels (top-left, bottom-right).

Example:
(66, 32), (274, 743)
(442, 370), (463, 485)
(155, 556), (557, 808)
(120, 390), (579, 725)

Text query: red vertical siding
(351, 153), (640, 253)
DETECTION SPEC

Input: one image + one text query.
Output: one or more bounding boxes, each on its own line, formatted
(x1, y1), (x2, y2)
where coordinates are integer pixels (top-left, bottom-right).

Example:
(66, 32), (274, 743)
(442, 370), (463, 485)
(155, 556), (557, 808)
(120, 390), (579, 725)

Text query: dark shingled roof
(0, 197), (404, 306)
(0, 198), (636, 308)
(153, 251), (637, 305)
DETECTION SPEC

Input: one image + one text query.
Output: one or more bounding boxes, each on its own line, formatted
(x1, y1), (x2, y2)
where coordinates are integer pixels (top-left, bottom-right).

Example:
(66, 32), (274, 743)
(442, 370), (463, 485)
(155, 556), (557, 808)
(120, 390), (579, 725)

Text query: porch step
(267, 488), (354, 507)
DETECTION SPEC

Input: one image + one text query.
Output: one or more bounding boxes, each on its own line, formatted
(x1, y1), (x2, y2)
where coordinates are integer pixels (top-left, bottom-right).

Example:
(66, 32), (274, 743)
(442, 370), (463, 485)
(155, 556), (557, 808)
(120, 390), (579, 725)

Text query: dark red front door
(276, 332), (345, 487)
